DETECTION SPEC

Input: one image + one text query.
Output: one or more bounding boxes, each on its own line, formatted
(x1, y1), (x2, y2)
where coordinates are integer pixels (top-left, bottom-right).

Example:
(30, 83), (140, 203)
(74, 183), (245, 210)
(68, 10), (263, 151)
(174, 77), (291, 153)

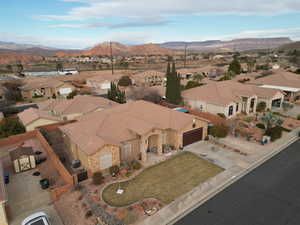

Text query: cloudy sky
(1, 0), (300, 49)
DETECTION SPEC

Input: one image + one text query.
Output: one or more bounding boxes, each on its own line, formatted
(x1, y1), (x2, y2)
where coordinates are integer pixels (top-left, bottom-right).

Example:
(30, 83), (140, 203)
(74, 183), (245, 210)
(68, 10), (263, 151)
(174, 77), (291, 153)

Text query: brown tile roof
(251, 70), (300, 88)
(18, 108), (62, 126)
(38, 95), (118, 115)
(21, 78), (65, 91)
(60, 100), (207, 155)
(87, 73), (123, 83)
(182, 80), (257, 106)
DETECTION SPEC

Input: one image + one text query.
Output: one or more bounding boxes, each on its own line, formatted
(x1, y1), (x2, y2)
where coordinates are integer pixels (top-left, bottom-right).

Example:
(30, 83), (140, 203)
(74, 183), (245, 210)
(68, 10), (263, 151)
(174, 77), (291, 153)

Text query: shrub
(256, 123), (266, 129)
(184, 81), (203, 90)
(131, 160), (142, 170)
(265, 126), (282, 141)
(210, 125), (229, 138)
(243, 116), (255, 123)
(217, 113), (226, 118)
(92, 171), (104, 185)
(118, 76), (132, 87)
(256, 102), (266, 112)
(297, 114), (300, 120)
(67, 90), (77, 99)
(0, 118), (25, 138)
(109, 165), (120, 176)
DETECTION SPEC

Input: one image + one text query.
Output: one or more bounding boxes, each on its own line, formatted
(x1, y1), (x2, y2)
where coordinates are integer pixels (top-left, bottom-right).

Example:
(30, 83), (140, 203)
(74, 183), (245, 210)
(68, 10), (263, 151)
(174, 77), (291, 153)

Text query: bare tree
(127, 87), (162, 104)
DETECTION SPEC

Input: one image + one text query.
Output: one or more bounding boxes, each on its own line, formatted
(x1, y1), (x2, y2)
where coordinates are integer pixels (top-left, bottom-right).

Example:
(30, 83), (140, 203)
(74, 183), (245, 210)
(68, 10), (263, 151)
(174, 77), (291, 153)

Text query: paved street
(175, 140), (300, 225)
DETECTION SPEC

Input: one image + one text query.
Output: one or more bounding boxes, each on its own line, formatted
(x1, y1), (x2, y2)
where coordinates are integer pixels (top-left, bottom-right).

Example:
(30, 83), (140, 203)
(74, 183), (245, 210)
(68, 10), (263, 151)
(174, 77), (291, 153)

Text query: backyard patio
(102, 152), (224, 207)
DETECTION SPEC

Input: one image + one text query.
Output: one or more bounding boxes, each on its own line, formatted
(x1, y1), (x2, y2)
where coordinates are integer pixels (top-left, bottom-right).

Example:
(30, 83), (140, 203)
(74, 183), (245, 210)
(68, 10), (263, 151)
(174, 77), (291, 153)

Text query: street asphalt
(175, 140), (300, 225)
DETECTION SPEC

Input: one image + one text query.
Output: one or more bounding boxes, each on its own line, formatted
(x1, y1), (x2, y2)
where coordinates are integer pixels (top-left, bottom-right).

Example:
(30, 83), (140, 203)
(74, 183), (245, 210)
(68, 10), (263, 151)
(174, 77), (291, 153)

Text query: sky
(1, 0), (300, 49)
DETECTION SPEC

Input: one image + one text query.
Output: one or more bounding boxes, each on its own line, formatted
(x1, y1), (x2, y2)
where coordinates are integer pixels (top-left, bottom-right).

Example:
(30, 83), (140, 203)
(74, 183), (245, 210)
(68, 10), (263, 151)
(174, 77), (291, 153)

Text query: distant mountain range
(56, 42), (174, 57)
(158, 38), (292, 52)
(0, 38), (296, 63)
(278, 41), (300, 51)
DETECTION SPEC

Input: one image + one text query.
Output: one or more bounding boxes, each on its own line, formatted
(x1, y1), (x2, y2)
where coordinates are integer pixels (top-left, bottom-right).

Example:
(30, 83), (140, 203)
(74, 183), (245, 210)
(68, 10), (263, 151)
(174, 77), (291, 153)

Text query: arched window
(228, 105), (234, 116)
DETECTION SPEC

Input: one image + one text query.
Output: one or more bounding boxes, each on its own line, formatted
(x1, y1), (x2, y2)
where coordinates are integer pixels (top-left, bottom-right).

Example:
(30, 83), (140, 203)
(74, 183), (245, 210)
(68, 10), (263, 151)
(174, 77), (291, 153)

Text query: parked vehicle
(22, 212), (51, 225)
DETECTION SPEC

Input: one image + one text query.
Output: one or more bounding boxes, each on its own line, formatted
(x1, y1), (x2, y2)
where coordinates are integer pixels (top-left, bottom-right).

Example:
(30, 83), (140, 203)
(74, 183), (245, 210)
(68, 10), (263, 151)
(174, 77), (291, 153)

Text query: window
(100, 152), (112, 170)
(228, 105), (234, 116)
(236, 103), (239, 112)
(199, 105), (203, 111)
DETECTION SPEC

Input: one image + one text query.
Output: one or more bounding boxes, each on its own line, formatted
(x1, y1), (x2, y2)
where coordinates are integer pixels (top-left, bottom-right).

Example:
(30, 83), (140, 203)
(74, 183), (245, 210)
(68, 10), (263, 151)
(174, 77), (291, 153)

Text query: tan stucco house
(250, 70), (300, 102)
(60, 100), (208, 174)
(182, 80), (283, 118)
(20, 78), (75, 99)
(18, 95), (118, 131)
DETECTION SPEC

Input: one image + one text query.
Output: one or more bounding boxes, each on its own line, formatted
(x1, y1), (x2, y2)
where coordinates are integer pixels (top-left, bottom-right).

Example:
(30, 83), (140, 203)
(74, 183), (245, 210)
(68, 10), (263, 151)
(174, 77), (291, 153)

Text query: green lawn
(102, 152), (224, 207)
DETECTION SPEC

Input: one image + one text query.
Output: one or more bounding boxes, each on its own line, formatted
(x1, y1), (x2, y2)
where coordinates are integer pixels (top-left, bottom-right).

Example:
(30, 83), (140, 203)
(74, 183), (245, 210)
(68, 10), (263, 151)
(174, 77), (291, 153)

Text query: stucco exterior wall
(0, 203), (8, 225)
(88, 145), (120, 173)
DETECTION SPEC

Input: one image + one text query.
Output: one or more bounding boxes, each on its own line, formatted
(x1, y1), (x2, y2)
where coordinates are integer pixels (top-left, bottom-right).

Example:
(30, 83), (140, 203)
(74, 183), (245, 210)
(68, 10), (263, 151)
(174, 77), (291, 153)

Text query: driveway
(175, 140), (300, 225)
(6, 169), (63, 225)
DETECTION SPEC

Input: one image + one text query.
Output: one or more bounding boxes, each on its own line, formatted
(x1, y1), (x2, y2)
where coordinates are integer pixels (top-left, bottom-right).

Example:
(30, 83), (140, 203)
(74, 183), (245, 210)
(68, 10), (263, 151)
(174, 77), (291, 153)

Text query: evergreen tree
(165, 61), (182, 105)
(107, 82), (126, 104)
(228, 56), (242, 75)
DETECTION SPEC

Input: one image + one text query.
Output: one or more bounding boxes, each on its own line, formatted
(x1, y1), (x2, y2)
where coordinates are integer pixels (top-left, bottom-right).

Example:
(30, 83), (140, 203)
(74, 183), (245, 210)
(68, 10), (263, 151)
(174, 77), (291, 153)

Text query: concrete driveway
(6, 169), (63, 225)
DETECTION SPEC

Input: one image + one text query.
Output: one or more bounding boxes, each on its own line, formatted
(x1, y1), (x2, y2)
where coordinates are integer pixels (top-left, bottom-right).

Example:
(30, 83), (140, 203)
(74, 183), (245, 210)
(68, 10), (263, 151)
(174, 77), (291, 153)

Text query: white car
(22, 212), (51, 225)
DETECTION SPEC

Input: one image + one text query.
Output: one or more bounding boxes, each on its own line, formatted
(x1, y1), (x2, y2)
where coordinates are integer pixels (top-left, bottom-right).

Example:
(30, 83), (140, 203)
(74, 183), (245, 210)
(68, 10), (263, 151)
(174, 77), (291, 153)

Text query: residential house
(182, 81), (283, 118)
(131, 70), (166, 86)
(18, 95), (118, 131)
(250, 70), (300, 102)
(86, 73), (124, 94)
(60, 100), (208, 174)
(20, 78), (75, 100)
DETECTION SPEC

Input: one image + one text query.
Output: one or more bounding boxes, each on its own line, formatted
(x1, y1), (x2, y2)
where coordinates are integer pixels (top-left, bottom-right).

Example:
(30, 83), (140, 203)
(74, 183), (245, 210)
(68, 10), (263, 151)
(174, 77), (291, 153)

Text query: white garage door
(59, 88), (72, 95)
(100, 152), (112, 170)
(101, 82), (111, 90)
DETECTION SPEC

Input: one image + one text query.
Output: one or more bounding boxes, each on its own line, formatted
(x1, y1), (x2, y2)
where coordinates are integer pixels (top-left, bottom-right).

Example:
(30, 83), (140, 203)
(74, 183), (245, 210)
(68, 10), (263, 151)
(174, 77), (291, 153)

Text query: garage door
(100, 152), (112, 170)
(183, 128), (203, 147)
(59, 87), (72, 95)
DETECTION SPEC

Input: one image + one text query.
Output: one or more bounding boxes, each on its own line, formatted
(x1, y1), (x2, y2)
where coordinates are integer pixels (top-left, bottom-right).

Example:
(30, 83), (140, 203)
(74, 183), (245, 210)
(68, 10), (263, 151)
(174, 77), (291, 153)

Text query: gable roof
(60, 100), (207, 155)
(18, 108), (62, 126)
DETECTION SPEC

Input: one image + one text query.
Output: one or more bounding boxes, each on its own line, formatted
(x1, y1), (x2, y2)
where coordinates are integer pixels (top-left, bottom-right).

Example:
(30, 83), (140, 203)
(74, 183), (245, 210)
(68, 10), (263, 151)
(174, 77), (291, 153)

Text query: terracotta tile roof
(21, 78), (65, 91)
(182, 80), (257, 106)
(18, 108), (62, 126)
(38, 95), (118, 115)
(251, 70), (300, 89)
(87, 73), (123, 83)
(60, 100), (207, 155)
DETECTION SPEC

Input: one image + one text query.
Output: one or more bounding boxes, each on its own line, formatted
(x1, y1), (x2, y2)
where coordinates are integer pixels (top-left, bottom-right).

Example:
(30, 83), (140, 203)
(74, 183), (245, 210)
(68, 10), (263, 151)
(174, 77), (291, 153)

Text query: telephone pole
(110, 41), (114, 74)
(184, 43), (187, 68)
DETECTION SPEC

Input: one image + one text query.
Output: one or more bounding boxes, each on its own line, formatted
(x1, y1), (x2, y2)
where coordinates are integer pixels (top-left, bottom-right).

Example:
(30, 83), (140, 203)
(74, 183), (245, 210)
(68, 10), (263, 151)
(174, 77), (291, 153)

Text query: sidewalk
(139, 128), (300, 225)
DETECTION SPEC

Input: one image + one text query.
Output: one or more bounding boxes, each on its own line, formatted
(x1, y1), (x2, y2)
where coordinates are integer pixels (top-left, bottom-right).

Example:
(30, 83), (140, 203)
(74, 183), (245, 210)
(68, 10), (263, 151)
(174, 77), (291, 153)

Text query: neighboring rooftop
(182, 80), (258, 106)
(38, 95), (118, 115)
(251, 70), (300, 89)
(18, 108), (62, 126)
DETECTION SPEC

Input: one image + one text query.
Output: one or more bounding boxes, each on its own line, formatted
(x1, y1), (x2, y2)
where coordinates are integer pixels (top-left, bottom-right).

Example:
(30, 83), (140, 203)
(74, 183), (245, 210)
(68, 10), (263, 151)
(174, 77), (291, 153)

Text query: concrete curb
(165, 134), (299, 225)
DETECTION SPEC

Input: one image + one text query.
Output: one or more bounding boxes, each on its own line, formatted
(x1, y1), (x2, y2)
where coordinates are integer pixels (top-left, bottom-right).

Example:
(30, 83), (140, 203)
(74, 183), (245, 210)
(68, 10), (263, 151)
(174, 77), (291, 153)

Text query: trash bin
(40, 178), (50, 189)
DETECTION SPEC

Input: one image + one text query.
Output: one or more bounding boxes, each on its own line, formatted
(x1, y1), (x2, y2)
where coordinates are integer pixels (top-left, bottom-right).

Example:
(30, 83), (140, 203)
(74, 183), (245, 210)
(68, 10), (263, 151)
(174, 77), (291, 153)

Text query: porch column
(140, 137), (147, 162)
(157, 131), (163, 155)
